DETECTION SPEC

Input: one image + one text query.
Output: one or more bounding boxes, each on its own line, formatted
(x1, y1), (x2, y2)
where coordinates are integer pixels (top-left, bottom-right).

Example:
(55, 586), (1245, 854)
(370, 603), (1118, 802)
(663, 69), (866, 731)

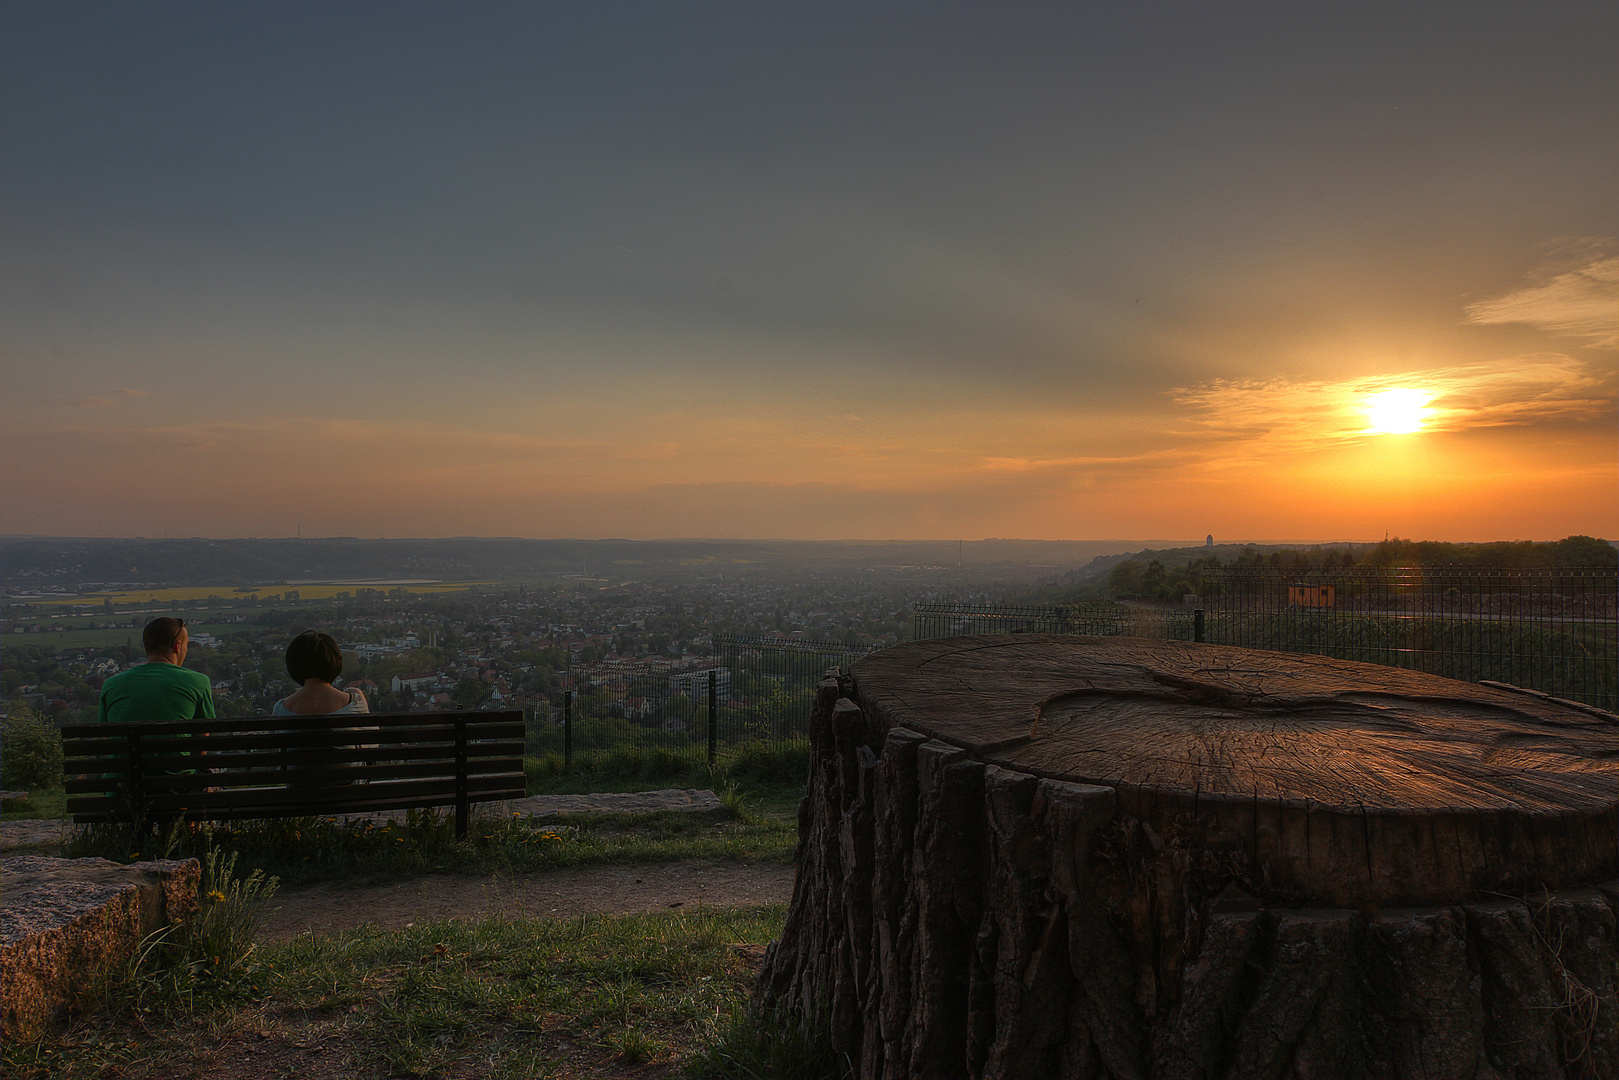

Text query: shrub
(1, 707), (65, 791)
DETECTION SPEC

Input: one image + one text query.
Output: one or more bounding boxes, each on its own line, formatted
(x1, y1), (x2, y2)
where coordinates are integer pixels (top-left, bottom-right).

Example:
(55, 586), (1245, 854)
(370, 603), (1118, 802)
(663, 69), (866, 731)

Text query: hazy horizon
(2, 532), (1589, 548)
(4, 4), (1615, 542)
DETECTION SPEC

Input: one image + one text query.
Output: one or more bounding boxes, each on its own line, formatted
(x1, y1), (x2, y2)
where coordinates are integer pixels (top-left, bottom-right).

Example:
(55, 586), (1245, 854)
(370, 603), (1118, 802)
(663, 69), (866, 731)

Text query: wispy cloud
(1464, 247), (1618, 349)
(979, 450), (1183, 473)
(1171, 356), (1615, 453)
(71, 388), (152, 408)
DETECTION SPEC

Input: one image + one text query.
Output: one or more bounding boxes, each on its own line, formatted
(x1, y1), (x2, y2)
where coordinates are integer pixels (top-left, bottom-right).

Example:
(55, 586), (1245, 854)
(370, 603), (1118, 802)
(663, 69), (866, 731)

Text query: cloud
(1464, 248), (1618, 349)
(979, 450), (1183, 473)
(70, 389), (150, 408)
(1170, 355), (1616, 456)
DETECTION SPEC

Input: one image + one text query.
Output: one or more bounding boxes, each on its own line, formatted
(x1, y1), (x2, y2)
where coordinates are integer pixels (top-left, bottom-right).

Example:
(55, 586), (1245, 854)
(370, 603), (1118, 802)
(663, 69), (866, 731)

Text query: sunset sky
(3, 3), (1615, 543)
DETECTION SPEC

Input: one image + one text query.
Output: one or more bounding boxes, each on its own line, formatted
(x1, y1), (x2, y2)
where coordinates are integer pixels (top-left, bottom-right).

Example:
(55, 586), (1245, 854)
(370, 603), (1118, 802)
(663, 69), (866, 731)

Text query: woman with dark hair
(274, 631), (370, 716)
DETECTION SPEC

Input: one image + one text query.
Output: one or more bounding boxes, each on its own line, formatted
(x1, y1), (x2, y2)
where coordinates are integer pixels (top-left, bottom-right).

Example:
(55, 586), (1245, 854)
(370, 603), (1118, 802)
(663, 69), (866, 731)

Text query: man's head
(142, 617), (189, 662)
(285, 630), (343, 685)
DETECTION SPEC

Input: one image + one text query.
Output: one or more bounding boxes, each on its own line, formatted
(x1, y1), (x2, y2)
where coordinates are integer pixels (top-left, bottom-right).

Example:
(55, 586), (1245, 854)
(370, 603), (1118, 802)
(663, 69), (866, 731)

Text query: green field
(1, 621), (253, 651)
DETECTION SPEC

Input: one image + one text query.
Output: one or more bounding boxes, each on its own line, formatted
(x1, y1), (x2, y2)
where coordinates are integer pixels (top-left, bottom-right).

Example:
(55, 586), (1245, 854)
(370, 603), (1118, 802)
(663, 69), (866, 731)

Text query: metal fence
(912, 599), (1195, 642)
(1198, 567), (1617, 711)
(522, 568), (1615, 767)
(910, 567), (1618, 711)
(528, 634), (876, 769)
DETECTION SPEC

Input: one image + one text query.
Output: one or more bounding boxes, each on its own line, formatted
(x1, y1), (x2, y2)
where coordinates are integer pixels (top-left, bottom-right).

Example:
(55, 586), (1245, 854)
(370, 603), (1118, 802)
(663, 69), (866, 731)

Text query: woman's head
(285, 630), (343, 684)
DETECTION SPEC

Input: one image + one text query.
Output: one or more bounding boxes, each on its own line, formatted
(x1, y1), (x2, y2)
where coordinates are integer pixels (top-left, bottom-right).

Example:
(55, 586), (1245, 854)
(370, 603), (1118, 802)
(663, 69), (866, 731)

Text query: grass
(524, 739), (813, 793)
(5, 895), (826, 1078)
(8, 762), (829, 1076)
(62, 790), (799, 886)
(1, 786), (67, 819)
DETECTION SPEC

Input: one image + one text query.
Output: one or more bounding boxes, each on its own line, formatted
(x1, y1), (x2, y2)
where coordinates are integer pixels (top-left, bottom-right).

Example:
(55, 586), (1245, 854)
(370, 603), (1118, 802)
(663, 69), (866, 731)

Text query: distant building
(669, 666), (730, 699)
(1206, 534), (1214, 548)
(392, 671), (439, 692)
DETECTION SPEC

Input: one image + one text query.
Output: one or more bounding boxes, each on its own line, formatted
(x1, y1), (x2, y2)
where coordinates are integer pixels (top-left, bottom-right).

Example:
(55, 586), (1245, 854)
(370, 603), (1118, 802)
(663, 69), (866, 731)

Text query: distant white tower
(1206, 534), (1214, 548)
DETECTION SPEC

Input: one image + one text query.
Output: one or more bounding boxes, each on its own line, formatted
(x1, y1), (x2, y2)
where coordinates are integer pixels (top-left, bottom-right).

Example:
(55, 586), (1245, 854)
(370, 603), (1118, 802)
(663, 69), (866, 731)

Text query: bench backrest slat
(62, 710), (527, 837)
(64, 753), (525, 795)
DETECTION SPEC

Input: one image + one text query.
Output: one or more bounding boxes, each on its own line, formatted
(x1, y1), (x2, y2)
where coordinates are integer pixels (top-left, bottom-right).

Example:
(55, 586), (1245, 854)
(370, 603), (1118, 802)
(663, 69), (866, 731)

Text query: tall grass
(524, 738), (812, 792)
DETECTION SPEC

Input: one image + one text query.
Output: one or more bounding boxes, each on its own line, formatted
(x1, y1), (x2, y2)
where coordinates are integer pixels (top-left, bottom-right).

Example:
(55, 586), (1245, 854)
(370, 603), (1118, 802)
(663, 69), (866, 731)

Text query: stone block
(0, 855), (200, 1042)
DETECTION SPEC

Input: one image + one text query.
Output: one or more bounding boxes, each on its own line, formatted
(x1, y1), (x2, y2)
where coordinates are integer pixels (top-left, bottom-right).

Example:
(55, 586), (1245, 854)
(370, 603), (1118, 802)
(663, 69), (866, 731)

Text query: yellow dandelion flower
(206, 890), (227, 903)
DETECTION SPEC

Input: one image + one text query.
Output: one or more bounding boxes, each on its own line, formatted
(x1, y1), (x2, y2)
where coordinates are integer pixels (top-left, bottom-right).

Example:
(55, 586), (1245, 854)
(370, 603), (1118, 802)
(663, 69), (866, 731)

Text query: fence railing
(1198, 566), (1617, 711)
(518, 568), (1615, 768)
(912, 599), (1195, 642)
(911, 567), (1617, 711)
(527, 634), (877, 769)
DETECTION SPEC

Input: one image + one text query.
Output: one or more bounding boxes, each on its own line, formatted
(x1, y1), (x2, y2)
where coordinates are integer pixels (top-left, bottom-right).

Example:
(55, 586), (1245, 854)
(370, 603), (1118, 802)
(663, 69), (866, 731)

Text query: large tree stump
(754, 635), (1618, 1080)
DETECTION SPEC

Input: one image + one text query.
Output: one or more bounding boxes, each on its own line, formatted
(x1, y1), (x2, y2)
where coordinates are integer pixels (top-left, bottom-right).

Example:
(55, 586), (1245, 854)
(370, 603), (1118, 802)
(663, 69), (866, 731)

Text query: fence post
(707, 669), (718, 768)
(563, 690), (573, 772)
(1194, 609), (1205, 643)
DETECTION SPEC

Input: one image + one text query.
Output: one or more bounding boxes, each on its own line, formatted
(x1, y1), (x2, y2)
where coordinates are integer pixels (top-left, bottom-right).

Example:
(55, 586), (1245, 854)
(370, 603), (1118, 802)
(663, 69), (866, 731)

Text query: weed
(615, 1025), (664, 1063)
(119, 847), (280, 1014)
(718, 781), (764, 825)
(683, 1002), (850, 1079)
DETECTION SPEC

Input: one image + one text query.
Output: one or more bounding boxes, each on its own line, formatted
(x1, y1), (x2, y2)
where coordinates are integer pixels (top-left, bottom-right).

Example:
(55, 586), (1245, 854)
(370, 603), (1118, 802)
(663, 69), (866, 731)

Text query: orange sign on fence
(1287, 583), (1336, 608)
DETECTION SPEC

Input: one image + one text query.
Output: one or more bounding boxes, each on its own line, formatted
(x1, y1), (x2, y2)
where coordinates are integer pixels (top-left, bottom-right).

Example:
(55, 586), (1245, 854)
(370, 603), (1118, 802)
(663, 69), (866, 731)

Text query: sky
(3, 2), (1615, 544)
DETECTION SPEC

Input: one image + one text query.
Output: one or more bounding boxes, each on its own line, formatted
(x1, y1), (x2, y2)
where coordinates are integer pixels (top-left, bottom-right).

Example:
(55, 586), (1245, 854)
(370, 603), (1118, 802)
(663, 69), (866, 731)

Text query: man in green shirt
(98, 617), (216, 724)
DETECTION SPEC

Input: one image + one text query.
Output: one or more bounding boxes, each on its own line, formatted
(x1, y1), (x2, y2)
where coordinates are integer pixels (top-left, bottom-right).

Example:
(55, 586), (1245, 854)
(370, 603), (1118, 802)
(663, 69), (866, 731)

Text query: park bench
(61, 710), (526, 840)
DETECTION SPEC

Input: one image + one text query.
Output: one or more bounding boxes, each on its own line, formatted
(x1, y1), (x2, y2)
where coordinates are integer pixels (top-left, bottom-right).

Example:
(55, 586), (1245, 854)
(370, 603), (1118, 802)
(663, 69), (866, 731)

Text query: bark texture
(754, 635), (1618, 1080)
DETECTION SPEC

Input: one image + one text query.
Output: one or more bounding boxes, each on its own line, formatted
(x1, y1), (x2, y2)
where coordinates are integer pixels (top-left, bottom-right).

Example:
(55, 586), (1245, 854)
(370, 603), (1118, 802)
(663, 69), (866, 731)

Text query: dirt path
(262, 859), (796, 940)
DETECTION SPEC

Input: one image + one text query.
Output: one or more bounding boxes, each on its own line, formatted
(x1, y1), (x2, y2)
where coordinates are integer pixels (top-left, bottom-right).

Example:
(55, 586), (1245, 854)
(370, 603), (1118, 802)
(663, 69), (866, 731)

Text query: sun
(1365, 388), (1431, 434)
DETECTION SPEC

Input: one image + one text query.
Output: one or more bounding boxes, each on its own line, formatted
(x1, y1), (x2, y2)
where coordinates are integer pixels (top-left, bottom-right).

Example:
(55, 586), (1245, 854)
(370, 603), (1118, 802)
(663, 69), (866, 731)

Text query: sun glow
(1365, 388), (1431, 434)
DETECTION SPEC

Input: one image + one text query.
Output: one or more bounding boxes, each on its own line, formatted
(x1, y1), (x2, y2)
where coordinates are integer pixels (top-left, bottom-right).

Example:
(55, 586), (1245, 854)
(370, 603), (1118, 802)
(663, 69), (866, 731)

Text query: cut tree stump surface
(853, 635), (1616, 906)
(754, 635), (1619, 1080)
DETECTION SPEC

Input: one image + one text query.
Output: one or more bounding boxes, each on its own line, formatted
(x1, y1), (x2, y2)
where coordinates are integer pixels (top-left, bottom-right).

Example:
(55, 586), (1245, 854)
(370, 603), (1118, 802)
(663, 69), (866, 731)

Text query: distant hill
(0, 536), (1185, 588)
